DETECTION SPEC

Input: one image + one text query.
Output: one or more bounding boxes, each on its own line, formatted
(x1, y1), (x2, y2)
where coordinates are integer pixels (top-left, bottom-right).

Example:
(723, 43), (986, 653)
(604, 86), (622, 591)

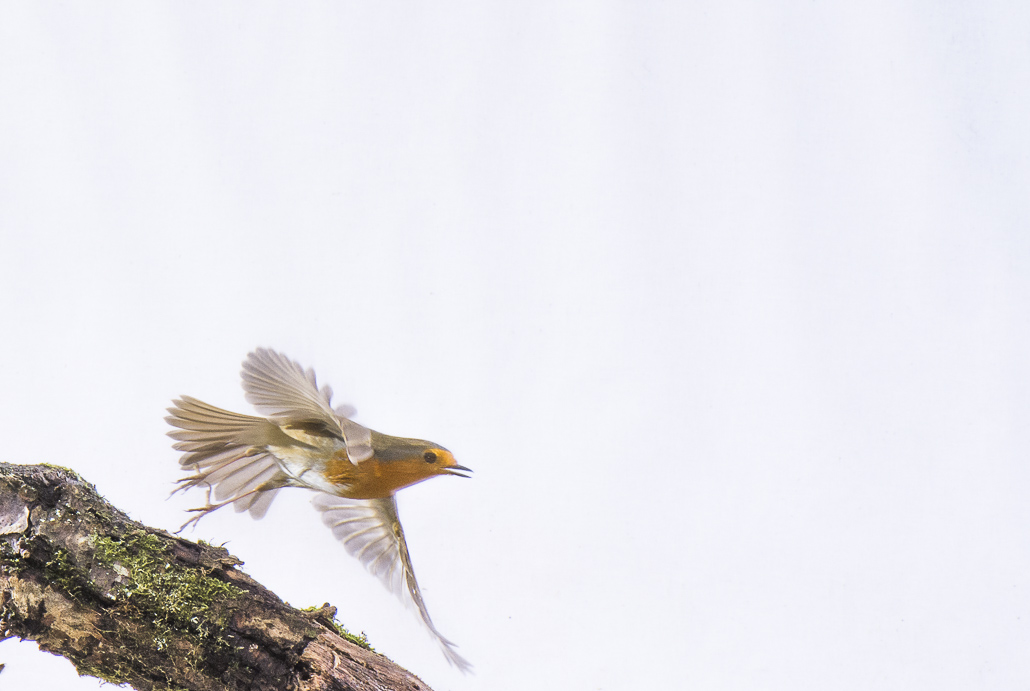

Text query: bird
(165, 348), (473, 672)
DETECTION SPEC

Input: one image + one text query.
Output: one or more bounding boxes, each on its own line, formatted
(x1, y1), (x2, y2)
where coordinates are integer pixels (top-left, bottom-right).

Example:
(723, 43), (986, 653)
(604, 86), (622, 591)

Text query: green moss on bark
(298, 605), (374, 651)
(90, 530), (244, 659)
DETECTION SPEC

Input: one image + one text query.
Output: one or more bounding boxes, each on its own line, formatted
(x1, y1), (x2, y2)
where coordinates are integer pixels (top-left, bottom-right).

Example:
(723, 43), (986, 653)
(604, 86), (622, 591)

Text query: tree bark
(0, 463), (434, 691)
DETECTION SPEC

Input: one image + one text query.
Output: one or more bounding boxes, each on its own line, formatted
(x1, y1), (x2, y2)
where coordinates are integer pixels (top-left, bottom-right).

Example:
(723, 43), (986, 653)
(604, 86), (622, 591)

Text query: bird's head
(370, 431), (472, 489)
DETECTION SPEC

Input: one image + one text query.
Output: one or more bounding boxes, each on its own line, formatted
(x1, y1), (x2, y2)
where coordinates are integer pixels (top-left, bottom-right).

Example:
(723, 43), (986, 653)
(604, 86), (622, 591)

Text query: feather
(167, 397), (290, 524)
(312, 493), (472, 673)
(241, 348), (373, 464)
(241, 348), (339, 426)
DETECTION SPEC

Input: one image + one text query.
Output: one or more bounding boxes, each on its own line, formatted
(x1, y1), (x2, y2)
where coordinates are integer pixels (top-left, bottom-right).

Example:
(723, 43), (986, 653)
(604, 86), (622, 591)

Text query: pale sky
(1, 3), (1029, 690)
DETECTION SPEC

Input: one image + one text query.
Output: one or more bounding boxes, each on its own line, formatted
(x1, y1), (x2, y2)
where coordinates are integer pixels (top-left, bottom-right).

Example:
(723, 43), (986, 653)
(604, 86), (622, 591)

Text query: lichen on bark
(0, 463), (432, 691)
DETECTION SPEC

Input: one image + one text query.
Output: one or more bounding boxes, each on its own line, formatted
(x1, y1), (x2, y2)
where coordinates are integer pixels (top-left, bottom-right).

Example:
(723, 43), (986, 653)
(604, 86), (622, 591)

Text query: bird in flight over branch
(166, 348), (473, 672)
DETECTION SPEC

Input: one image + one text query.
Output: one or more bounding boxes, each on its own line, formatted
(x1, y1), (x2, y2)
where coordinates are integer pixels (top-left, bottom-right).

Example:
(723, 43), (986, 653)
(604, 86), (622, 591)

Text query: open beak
(444, 464), (473, 478)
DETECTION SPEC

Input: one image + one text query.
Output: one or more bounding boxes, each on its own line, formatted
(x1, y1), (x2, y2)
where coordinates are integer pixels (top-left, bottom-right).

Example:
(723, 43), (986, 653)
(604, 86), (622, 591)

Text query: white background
(1, 3), (1029, 690)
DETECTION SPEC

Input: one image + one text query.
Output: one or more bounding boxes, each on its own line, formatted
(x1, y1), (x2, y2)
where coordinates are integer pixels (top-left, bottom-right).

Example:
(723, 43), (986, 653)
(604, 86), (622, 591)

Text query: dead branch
(0, 462), (433, 691)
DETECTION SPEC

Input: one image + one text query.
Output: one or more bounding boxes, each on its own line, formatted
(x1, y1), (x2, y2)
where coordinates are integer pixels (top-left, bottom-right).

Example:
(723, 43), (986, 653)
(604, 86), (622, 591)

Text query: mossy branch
(0, 463), (433, 691)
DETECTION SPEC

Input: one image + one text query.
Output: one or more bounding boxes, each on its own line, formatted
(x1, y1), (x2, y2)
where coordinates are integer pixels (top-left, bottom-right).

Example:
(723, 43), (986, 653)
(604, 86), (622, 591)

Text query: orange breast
(324, 454), (434, 499)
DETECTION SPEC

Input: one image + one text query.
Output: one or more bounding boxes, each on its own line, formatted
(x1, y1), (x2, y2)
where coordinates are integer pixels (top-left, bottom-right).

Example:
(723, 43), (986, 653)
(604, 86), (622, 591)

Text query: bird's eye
(423, 451), (438, 463)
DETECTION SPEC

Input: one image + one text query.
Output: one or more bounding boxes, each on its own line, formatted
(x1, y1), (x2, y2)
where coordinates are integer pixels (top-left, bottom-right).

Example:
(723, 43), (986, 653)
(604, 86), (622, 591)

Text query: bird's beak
(444, 464), (473, 478)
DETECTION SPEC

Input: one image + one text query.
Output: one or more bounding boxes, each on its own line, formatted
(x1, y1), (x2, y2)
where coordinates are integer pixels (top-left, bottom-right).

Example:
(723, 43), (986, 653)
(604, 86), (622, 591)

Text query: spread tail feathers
(166, 396), (290, 525)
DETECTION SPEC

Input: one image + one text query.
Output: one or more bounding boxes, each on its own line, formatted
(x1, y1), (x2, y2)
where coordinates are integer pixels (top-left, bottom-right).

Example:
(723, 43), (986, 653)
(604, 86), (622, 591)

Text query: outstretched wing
(241, 348), (340, 426)
(241, 349), (372, 462)
(312, 493), (472, 673)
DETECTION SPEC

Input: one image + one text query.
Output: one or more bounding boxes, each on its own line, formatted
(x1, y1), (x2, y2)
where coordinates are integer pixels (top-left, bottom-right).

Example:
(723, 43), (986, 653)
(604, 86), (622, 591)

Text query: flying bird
(165, 348), (472, 672)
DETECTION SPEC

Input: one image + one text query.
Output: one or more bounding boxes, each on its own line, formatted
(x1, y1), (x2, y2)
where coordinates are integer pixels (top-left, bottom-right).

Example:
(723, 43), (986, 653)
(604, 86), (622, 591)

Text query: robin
(166, 348), (472, 672)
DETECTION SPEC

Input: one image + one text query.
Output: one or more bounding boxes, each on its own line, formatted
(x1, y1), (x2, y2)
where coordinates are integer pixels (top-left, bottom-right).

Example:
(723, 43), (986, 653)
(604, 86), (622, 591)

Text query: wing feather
(241, 348), (373, 463)
(312, 494), (472, 672)
(241, 348), (339, 425)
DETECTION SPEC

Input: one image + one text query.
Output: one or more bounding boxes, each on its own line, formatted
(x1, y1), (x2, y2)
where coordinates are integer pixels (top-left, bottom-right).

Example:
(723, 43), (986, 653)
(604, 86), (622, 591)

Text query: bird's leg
(175, 486), (266, 533)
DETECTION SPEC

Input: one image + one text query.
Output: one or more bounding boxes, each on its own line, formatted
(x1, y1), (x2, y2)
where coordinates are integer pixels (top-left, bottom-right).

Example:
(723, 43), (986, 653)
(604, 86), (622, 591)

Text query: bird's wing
(241, 348), (340, 426)
(241, 349), (372, 462)
(334, 403), (357, 418)
(312, 493), (472, 673)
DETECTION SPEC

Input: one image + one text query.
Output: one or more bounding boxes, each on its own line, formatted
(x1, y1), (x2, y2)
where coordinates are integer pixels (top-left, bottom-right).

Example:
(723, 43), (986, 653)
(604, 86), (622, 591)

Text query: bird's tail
(166, 396), (290, 526)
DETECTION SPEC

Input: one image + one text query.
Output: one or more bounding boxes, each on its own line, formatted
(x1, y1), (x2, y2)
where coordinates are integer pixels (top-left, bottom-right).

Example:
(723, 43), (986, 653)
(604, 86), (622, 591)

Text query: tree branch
(0, 463), (434, 691)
